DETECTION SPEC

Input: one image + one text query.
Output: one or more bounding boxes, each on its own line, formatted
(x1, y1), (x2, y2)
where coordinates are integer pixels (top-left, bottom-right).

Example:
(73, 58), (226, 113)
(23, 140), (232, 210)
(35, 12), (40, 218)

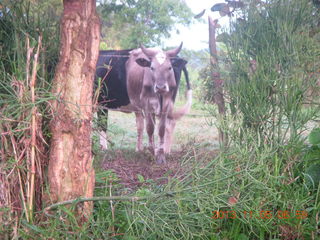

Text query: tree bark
(208, 16), (227, 146)
(48, 0), (100, 220)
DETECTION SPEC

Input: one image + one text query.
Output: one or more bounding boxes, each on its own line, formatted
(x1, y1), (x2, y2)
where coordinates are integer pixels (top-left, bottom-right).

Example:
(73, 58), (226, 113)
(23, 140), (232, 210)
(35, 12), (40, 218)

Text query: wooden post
(208, 16), (227, 146)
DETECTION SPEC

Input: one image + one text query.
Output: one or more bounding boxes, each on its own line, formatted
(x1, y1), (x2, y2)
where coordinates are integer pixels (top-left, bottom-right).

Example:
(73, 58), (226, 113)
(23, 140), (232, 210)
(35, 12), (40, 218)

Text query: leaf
(228, 196), (238, 206)
(211, 3), (228, 12)
(226, 1), (245, 9)
(237, 234), (249, 240)
(194, 9), (206, 19)
(219, 10), (229, 17)
(137, 174), (145, 183)
(218, 5), (230, 17)
(305, 164), (320, 189)
(309, 128), (320, 145)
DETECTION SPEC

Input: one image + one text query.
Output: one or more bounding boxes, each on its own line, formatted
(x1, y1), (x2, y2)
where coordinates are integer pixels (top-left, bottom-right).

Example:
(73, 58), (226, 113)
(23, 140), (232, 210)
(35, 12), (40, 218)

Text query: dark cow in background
(95, 49), (132, 109)
(95, 43), (192, 164)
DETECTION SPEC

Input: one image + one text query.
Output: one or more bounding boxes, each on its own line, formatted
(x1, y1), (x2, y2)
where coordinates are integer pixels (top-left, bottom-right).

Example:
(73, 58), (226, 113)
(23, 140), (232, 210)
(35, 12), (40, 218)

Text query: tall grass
(223, 0), (320, 146)
(0, 0), (60, 235)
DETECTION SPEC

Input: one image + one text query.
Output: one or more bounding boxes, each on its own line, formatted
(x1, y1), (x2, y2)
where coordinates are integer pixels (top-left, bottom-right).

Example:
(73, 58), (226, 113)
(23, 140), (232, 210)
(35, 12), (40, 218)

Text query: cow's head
(135, 43), (183, 94)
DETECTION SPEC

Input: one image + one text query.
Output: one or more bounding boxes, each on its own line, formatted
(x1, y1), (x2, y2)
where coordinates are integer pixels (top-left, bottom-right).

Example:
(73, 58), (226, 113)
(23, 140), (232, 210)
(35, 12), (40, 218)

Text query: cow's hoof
(135, 146), (143, 152)
(148, 146), (155, 155)
(156, 152), (166, 164)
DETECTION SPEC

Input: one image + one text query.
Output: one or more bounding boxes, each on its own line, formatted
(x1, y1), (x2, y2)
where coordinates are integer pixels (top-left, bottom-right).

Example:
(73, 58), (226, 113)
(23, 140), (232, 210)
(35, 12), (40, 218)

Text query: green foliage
(221, 0), (320, 145)
(301, 128), (320, 189)
(309, 127), (320, 145)
(305, 164), (320, 189)
(198, 44), (230, 104)
(0, 0), (60, 140)
(97, 0), (193, 48)
(199, 64), (213, 102)
(0, 0), (60, 80)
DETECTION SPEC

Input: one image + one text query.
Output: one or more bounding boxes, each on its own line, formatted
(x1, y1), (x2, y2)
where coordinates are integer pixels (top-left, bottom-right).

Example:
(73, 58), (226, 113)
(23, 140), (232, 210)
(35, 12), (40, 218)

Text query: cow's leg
(145, 113), (155, 154)
(135, 112), (144, 151)
(99, 130), (108, 150)
(156, 113), (167, 164)
(95, 110), (109, 150)
(164, 118), (176, 154)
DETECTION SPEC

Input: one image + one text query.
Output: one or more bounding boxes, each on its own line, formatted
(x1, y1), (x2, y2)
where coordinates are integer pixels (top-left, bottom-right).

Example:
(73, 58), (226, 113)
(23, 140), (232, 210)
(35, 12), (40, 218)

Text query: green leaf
(304, 164), (320, 189)
(226, 1), (245, 9)
(309, 128), (320, 145)
(194, 9), (206, 19)
(237, 233), (249, 240)
(137, 174), (145, 183)
(211, 3), (228, 12)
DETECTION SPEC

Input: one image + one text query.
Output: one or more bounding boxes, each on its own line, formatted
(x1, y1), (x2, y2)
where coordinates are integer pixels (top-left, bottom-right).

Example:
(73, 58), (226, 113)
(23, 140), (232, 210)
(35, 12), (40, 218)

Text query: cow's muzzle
(154, 83), (169, 93)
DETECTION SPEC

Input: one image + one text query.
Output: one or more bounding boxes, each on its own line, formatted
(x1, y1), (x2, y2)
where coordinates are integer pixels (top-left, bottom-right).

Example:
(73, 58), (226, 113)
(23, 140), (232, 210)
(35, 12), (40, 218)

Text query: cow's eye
(150, 66), (155, 71)
(168, 67), (172, 71)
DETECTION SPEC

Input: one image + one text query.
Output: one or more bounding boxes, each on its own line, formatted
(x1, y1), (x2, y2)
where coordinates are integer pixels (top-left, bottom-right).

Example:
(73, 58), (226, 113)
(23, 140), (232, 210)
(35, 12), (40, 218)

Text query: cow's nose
(155, 84), (168, 92)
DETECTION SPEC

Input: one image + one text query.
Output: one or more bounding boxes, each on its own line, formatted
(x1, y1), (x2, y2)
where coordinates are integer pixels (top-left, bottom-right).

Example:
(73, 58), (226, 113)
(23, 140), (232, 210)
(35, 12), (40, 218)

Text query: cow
(95, 43), (192, 164)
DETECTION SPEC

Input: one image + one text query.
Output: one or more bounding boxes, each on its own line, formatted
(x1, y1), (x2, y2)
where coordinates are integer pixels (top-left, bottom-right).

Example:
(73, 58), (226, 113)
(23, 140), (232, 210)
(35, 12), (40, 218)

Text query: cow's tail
(169, 66), (192, 120)
(169, 89), (192, 120)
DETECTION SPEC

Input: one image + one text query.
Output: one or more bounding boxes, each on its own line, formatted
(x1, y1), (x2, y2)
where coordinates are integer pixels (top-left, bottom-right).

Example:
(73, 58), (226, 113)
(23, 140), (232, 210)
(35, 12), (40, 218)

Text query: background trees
(97, 0), (193, 48)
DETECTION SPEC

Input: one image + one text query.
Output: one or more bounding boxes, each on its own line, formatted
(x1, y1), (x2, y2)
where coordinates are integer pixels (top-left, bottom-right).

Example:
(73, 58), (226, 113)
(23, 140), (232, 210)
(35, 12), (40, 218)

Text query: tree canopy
(97, 0), (193, 49)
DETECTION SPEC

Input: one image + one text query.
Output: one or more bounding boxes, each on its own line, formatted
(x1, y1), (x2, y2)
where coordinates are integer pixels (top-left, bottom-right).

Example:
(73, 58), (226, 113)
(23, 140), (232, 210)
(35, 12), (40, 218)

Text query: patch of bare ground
(101, 149), (181, 189)
(100, 142), (219, 190)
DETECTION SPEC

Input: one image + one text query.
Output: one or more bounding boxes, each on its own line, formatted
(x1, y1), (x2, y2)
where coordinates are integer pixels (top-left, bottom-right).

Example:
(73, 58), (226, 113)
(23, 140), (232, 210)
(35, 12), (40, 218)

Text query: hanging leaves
(211, 3), (231, 17)
(211, 3), (228, 12)
(313, 0), (320, 8)
(228, 196), (238, 206)
(210, 1), (245, 17)
(219, 8), (230, 17)
(226, 1), (245, 9)
(194, 9), (206, 19)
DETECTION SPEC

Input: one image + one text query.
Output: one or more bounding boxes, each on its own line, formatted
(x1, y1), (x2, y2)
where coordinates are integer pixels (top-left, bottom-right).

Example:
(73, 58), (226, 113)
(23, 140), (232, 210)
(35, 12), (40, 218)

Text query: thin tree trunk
(208, 16), (227, 146)
(48, 0), (100, 220)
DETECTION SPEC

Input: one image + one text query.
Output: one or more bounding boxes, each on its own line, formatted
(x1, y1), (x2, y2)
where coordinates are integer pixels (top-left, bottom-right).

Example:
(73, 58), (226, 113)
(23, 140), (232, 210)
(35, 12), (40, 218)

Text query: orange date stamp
(211, 210), (308, 220)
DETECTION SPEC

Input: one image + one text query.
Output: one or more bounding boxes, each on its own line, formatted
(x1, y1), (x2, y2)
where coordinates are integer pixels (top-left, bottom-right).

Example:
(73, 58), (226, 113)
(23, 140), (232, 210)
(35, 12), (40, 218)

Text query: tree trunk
(208, 16), (227, 146)
(48, 0), (100, 220)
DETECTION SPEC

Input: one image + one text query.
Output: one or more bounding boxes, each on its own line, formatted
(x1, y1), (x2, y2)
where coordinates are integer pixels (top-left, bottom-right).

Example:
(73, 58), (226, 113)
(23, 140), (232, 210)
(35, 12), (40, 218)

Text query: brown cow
(118, 43), (192, 164)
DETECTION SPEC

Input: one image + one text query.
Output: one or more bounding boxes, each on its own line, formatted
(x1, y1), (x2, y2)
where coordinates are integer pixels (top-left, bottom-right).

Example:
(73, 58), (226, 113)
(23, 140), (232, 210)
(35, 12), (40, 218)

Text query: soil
(101, 149), (186, 189)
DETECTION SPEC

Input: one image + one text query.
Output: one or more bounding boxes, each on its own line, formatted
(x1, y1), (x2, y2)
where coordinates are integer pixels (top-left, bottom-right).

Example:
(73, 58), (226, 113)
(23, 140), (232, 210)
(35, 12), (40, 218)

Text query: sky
(164, 0), (229, 51)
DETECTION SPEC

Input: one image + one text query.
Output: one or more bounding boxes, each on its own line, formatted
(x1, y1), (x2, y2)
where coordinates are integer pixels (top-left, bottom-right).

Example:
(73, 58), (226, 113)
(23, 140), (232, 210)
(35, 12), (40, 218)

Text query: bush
(221, 0), (320, 146)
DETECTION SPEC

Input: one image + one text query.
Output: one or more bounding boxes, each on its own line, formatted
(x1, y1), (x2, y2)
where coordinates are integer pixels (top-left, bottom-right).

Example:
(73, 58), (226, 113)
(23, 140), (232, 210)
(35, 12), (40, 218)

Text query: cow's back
(96, 49), (131, 109)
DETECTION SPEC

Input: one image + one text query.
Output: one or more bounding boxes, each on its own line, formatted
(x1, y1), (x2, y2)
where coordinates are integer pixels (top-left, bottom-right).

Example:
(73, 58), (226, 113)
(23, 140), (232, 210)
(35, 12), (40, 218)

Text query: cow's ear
(136, 58), (151, 67)
(171, 58), (187, 68)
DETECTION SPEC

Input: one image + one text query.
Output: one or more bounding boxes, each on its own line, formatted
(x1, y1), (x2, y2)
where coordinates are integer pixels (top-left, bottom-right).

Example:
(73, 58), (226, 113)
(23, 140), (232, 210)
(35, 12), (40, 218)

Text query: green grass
(14, 108), (319, 240)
